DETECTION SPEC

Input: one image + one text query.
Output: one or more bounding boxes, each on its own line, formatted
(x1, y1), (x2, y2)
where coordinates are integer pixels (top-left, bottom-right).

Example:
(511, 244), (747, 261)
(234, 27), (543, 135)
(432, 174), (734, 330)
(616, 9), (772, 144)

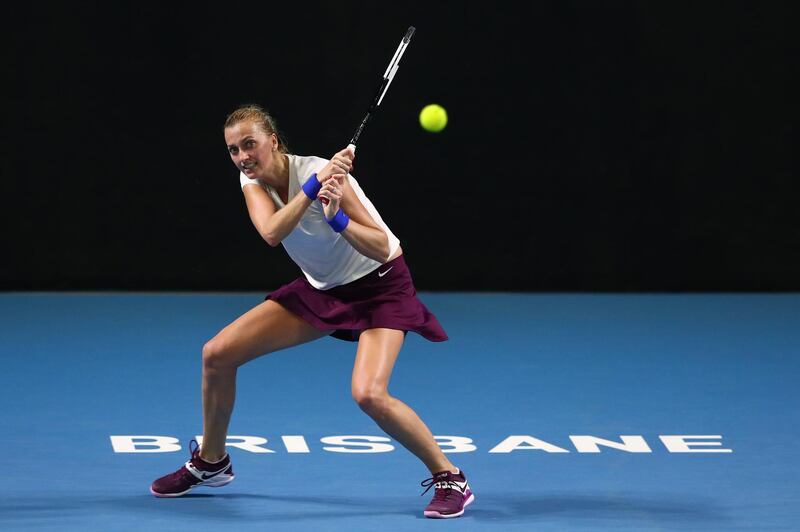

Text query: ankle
(432, 465), (459, 475)
(199, 450), (227, 464)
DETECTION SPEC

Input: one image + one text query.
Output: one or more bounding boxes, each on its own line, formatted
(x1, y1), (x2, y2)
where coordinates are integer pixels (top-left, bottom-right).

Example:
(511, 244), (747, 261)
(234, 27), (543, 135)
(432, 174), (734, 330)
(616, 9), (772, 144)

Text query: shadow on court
(0, 492), (730, 527)
(468, 494), (730, 525)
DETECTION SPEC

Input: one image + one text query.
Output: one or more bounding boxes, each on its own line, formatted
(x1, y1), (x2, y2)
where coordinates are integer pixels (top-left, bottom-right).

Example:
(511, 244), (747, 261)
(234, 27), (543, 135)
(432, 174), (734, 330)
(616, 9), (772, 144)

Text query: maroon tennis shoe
(421, 468), (475, 518)
(150, 439), (234, 497)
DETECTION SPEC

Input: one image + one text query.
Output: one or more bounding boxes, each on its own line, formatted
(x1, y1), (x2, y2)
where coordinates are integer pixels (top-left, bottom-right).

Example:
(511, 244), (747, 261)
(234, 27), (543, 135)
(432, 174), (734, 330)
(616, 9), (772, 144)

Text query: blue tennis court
(2, 293), (798, 530)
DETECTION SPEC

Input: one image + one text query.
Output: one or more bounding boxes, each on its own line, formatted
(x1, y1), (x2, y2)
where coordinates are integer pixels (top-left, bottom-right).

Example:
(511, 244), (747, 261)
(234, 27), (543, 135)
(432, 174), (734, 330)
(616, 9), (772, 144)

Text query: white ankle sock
(201, 453), (227, 464)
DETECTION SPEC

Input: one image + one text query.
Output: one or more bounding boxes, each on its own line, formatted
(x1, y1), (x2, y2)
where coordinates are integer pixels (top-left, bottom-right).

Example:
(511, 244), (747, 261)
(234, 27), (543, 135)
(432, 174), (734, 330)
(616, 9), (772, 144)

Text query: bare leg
(200, 300), (328, 461)
(351, 328), (456, 474)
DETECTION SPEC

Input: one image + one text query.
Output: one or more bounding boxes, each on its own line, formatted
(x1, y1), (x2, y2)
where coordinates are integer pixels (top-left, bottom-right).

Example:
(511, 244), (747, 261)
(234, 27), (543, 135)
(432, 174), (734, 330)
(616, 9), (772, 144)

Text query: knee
(202, 338), (235, 373)
(352, 386), (391, 417)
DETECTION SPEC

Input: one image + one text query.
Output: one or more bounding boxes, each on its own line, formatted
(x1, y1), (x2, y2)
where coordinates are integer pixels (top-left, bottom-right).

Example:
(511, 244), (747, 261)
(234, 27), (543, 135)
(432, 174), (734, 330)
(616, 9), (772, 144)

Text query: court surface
(2, 293), (798, 531)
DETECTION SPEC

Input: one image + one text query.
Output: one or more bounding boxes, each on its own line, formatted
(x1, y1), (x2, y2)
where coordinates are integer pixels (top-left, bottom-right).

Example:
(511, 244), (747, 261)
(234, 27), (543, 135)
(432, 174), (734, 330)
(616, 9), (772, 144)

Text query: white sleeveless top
(240, 154), (401, 290)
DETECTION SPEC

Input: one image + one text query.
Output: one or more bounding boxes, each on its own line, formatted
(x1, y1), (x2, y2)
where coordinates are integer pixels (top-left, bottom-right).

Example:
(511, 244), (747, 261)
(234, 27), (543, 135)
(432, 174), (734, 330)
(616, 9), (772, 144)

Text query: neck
(263, 153), (289, 189)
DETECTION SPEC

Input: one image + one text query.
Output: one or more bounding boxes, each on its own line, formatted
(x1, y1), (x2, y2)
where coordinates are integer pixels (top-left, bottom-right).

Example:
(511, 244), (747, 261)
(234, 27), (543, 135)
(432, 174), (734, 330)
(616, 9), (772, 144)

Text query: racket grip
(321, 144), (356, 205)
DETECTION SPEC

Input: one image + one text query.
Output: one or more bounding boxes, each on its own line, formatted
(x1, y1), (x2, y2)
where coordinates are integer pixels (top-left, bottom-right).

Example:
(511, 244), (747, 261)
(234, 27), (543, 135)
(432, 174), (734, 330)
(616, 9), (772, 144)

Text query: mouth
(241, 161), (257, 174)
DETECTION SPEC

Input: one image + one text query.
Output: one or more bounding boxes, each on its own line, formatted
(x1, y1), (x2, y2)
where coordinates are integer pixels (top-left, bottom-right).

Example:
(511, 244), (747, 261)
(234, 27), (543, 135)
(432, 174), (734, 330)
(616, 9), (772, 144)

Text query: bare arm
(319, 174), (392, 262)
(242, 149), (357, 246)
(242, 184), (313, 247)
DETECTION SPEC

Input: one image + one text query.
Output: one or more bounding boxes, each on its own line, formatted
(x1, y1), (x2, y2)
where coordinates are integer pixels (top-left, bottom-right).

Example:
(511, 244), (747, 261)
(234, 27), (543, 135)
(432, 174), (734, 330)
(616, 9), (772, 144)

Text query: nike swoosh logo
(378, 267), (393, 277)
(200, 465), (230, 480)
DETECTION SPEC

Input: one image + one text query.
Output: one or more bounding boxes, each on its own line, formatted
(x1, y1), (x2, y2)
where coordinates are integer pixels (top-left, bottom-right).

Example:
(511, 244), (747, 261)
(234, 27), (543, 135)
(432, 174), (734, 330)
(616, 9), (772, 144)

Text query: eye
(228, 146), (239, 155)
(245, 139), (256, 148)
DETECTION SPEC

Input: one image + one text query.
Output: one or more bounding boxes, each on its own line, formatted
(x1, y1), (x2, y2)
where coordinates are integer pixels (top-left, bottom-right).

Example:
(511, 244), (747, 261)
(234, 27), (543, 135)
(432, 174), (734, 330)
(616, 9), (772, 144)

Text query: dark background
(4, 1), (797, 291)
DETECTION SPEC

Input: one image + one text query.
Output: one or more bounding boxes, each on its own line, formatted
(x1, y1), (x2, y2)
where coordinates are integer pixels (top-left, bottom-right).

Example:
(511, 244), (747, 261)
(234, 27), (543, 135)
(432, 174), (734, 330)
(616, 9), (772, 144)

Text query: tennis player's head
(224, 104), (288, 179)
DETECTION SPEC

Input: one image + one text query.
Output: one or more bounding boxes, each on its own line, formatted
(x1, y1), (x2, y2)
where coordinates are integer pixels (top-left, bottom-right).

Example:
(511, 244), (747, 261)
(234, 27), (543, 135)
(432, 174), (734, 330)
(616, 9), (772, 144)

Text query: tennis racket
(320, 26), (415, 205)
(347, 25), (416, 153)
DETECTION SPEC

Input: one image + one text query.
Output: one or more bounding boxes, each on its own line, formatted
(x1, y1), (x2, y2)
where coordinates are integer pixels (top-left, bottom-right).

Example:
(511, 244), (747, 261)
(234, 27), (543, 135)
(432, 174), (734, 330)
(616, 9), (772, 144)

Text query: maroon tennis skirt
(266, 255), (448, 342)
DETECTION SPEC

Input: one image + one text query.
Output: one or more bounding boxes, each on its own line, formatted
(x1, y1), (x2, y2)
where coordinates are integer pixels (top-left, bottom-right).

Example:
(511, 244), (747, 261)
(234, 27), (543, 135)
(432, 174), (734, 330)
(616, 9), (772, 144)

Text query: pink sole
(424, 492), (475, 519)
(150, 475), (234, 498)
(150, 487), (190, 498)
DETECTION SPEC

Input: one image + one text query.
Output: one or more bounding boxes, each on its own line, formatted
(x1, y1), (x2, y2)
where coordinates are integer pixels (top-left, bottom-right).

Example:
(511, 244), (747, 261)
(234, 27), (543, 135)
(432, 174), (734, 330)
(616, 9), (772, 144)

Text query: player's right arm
(242, 184), (313, 247)
(241, 151), (352, 246)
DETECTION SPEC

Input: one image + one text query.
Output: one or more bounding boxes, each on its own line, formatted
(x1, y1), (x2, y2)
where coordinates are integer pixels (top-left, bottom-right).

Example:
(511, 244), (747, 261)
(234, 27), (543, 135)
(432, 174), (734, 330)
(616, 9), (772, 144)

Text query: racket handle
(320, 144), (356, 205)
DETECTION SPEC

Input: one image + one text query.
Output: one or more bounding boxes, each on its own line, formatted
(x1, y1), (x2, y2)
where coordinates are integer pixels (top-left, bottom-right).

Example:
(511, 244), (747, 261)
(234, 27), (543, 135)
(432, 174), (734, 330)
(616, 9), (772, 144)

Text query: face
(224, 120), (278, 179)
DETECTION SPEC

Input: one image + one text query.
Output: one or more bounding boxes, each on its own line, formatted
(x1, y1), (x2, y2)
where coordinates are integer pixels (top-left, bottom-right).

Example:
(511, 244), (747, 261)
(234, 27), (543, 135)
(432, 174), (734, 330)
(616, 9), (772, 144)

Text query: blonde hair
(224, 104), (289, 153)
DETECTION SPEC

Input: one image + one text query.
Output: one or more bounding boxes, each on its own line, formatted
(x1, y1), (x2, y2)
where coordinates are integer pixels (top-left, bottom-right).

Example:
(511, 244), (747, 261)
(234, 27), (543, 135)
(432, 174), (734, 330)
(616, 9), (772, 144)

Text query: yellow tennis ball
(419, 104), (448, 132)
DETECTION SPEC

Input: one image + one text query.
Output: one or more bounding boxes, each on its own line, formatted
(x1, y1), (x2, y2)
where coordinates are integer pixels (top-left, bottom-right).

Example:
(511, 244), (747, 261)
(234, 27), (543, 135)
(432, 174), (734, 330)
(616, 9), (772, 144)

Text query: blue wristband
(302, 173), (322, 200)
(326, 209), (350, 233)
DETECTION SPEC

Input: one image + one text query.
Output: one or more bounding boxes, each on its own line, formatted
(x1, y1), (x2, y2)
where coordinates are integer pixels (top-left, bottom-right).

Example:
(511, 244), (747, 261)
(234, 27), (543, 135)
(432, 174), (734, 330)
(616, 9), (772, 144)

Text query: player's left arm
(337, 176), (391, 263)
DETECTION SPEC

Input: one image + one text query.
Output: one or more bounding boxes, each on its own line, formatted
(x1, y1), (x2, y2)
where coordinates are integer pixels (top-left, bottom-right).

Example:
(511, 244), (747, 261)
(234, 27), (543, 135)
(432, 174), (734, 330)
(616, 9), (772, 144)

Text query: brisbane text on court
(111, 434), (732, 454)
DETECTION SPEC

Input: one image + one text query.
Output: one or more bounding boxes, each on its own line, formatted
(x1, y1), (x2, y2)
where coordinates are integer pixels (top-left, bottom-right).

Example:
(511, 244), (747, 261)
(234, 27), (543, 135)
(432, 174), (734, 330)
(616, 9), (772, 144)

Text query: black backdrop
(4, 1), (797, 291)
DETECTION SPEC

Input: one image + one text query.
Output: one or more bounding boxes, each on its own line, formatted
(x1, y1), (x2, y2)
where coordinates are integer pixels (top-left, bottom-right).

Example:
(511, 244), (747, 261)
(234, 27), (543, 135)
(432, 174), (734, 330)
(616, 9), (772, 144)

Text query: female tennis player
(150, 104), (474, 518)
